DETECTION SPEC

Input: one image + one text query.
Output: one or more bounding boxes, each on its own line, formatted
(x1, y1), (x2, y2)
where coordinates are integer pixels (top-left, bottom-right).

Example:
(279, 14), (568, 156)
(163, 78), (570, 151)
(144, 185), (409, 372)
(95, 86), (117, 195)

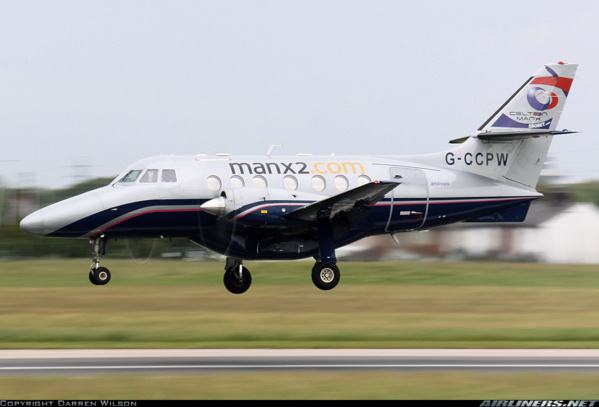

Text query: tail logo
(527, 87), (558, 111)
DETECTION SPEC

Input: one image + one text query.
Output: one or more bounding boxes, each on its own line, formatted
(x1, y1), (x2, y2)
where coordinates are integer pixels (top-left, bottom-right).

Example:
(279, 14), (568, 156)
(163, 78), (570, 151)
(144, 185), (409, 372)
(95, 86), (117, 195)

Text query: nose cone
(19, 190), (105, 237)
(20, 210), (45, 236)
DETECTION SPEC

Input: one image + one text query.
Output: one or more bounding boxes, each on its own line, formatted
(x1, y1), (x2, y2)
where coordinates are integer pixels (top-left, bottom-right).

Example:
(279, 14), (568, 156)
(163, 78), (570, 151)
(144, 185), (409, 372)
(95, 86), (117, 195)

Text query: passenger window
(162, 169), (177, 183)
(252, 175), (268, 188)
(357, 175), (371, 186)
(334, 175), (349, 192)
(283, 175), (298, 191)
(119, 170), (143, 183)
(140, 169), (159, 183)
(207, 176), (222, 192)
(311, 175), (326, 192)
(230, 175), (245, 189)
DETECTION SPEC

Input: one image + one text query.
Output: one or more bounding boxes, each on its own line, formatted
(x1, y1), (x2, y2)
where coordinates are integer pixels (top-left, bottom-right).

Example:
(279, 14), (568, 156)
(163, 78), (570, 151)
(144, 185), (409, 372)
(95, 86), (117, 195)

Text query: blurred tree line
(0, 177), (598, 259)
(538, 180), (599, 204)
(0, 178), (204, 259)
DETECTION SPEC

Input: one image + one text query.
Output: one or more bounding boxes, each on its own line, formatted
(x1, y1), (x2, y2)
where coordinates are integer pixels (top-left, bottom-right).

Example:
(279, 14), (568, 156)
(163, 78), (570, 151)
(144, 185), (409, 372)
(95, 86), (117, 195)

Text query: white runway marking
(2, 350), (599, 374)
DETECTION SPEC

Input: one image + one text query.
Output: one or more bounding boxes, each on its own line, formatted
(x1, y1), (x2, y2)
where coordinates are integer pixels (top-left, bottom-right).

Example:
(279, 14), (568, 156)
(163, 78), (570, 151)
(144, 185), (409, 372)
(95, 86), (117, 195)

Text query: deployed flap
(286, 181), (400, 222)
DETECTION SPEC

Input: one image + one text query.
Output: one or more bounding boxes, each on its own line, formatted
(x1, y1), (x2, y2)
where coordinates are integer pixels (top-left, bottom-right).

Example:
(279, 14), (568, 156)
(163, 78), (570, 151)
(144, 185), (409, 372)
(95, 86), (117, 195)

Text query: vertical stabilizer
(478, 62), (577, 133)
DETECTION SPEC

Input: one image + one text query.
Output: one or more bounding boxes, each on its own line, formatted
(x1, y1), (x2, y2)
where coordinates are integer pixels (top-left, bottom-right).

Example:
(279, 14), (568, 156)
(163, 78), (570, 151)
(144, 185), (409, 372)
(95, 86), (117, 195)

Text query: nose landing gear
(89, 266), (111, 285)
(89, 236), (111, 286)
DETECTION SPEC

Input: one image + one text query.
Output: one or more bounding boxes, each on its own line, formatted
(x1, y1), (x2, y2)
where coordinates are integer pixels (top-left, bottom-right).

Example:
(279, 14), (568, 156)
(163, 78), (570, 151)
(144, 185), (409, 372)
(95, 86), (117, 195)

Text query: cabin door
(385, 167), (429, 232)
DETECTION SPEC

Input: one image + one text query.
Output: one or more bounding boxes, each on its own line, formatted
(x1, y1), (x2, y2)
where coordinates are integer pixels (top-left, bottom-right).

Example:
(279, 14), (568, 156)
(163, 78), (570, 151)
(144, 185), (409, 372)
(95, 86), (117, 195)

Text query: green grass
(4, 258), (599, 287)
(1, 259), (599, 399)
(1, 372), (599, 399)
(0, 259), (598, 349)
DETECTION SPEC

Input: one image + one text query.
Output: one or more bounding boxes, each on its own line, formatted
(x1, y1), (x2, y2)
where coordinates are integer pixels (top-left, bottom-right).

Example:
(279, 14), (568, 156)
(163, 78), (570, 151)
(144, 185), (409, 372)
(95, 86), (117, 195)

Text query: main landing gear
(311, 219), (340, 291)
(222, 221), (342, 294)
(89, 236), (111, 286)
(223, 257), (252, 294)
(311, 262), (340, 290)
(222, 258), (340, 294)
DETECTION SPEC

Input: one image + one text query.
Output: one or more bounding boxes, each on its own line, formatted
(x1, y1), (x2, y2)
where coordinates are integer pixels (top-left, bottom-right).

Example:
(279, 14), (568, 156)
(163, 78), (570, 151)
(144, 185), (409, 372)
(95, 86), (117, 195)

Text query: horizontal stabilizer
(449, 136), (470, 144)
(449, 129), (577, 144)
(477, 129), (577, 141)
(286, 181), (400, 222)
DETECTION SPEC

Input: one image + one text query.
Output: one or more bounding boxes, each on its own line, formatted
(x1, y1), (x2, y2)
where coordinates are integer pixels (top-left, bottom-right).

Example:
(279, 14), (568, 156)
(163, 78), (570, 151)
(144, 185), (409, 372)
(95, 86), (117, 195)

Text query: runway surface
(1, 349), (599, 375)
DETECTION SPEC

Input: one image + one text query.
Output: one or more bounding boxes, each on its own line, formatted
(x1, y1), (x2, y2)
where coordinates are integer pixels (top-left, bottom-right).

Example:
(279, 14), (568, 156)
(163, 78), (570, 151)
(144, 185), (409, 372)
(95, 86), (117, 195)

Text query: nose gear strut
(89, 236), (111, 285)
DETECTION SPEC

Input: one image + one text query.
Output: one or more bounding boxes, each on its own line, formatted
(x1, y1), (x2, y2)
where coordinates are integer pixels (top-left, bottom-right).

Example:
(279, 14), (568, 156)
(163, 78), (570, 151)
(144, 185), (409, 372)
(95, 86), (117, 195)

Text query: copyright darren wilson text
(1, 402), (137, 407)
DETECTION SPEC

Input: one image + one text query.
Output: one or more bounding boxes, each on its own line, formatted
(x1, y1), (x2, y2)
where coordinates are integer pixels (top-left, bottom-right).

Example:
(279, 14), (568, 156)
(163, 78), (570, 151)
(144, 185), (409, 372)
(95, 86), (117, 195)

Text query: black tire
(223, 266), (251, 294)
(311, 262), (340, 290)
(90, 267), (111, 286)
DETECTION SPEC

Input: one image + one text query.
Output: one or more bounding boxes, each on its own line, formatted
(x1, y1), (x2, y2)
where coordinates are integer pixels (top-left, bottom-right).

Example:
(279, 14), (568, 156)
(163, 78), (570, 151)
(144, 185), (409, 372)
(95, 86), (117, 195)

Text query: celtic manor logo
(527, 86), (558, 111)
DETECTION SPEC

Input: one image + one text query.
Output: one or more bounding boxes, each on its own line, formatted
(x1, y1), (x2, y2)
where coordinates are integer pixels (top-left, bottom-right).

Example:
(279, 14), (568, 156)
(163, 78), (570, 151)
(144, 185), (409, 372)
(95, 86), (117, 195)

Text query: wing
(285, 181), (400, 222)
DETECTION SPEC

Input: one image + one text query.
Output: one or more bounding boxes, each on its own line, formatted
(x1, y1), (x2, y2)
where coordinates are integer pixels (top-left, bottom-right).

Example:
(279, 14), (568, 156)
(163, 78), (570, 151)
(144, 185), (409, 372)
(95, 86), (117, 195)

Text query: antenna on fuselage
(266, 145), (282, 157)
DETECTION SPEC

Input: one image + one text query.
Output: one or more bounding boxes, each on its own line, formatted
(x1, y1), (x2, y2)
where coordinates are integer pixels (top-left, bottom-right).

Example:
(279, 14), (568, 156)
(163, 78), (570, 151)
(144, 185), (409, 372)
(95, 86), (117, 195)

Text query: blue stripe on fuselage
(47, 199), (206, 238)
(47, 196), (536, 239)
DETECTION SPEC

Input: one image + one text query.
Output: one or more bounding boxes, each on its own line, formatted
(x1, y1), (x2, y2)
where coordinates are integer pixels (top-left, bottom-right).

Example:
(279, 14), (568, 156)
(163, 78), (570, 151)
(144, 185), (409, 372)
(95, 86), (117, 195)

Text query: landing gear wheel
(90, 267), (111, 286)
(312, 262), (340, 290)
(224, 266), (251, 294)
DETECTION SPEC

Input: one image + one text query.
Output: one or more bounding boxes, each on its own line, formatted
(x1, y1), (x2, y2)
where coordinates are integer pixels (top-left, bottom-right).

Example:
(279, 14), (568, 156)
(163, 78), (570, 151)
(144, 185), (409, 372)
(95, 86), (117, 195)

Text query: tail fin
(478, 62), (577, 133)
(442, 62), (578, 189)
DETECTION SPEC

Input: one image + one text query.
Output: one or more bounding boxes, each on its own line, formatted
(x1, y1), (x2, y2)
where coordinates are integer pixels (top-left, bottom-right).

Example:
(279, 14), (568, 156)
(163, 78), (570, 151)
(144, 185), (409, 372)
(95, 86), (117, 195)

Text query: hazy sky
(2, 1), (598, 188)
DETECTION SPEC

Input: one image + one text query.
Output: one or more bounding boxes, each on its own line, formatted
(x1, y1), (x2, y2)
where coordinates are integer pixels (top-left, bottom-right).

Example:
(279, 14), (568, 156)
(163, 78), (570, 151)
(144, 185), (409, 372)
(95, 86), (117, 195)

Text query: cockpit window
(140, 169), (159, 183)
(162, 169), (177, 183)
(119, 170), (143, 183)
(116, 169), (177, 185)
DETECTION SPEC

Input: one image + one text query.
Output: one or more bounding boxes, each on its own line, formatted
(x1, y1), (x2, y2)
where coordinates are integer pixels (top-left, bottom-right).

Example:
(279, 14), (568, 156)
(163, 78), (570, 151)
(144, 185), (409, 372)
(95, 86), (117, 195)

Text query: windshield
(140, 169), (159, 183)
(116, 169), (178, 185)
(119, 170), (143, 183)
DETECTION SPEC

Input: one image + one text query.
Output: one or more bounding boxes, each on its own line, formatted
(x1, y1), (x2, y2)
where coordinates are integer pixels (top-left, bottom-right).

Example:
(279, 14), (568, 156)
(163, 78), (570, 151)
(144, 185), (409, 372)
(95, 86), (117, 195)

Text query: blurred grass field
(1, 258), (599, 399)
(2, 372), (599, 400)
(1, 259), (599, 348)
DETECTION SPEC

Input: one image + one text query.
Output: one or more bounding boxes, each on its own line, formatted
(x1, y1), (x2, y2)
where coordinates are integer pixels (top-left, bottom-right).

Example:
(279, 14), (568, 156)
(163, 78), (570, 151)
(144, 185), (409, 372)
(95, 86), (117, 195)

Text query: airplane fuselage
(23, 153), (539, 261)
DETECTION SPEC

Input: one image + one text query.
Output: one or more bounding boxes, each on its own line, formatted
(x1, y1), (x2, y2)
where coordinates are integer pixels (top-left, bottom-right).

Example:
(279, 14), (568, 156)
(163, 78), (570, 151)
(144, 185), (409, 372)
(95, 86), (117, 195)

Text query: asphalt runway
(2, 349), (599, 375)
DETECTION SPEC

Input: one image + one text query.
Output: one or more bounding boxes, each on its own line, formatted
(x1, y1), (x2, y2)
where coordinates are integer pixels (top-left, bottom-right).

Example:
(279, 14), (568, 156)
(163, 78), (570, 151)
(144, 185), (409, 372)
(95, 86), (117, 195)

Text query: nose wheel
(89, 236), (111, 286)
(89, 267), (111, 285)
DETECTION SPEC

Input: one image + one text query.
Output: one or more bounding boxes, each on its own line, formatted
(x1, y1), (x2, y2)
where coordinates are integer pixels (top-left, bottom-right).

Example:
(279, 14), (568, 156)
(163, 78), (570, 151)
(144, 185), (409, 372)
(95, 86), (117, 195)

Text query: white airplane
(20, 62), (578, 294)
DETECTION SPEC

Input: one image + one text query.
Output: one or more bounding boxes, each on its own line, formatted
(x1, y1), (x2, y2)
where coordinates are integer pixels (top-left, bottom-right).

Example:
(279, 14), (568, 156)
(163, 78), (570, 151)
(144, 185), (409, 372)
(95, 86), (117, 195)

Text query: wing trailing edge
(286, 181), (400, 222)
